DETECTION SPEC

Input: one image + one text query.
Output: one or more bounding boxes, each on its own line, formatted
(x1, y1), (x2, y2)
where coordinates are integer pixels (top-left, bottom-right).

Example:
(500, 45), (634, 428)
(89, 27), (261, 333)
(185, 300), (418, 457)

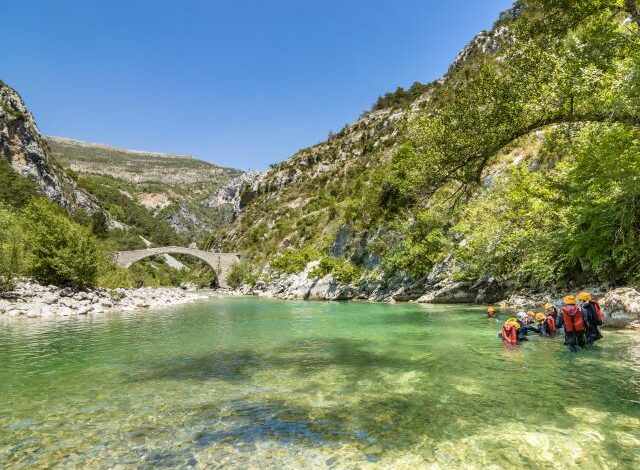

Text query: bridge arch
(113, 246), (240, 288)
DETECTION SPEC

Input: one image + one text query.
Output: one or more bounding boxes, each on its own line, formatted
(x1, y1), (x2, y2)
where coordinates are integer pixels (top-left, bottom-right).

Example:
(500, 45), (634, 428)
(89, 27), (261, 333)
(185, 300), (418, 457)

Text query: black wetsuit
(551, 307), (563, 329)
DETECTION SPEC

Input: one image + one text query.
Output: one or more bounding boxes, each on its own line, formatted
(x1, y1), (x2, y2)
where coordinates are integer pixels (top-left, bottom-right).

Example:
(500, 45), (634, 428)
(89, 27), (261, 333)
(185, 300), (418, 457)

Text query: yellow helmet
(577, 292), (591, 302)
(527, 311), (535, 318)
(544, 303), (554, 310)
(505, 317), (520, 329)
(535, 312), (545, 322)
(564, 295), (576, 305)
(487, 307), (496, 314)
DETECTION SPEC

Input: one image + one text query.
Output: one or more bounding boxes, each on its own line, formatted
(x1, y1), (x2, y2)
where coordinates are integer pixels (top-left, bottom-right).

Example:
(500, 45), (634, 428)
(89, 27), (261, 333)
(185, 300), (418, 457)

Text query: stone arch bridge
(113, 247), (240, 288)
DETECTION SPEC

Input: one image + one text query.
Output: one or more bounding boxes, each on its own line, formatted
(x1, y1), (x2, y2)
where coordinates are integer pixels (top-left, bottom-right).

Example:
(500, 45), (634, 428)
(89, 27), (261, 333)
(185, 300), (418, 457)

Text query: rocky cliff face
(206, 171), (264, 213)
(0, 82), (68, 207)
(0, 82), (100, 213)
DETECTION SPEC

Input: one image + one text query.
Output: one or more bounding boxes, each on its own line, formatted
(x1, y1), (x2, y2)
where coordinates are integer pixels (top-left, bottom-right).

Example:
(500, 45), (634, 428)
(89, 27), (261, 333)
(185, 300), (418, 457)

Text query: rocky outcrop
(0, 82), (69, 207)
(244, 261), (355, 301)
(1, 82), (101, 213)
(600, 288), (640, 328)
(0, 279), (213, 318)
(448, 25), (513, 75)
(207, 171), (264, 213)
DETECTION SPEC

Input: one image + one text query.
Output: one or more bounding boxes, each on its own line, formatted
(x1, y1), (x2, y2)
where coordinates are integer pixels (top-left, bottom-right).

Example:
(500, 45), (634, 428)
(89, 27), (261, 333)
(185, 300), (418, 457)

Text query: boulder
(56, 306), (73, 317)
(417, 281), (476, 304)
(41, 293), (60, 305)
(77, 305), (92, 315)
(600, 288), (640, 327)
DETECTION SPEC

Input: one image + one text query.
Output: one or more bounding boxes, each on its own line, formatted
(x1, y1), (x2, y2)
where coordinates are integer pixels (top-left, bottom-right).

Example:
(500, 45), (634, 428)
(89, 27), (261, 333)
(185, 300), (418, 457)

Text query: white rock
(89, 303), (103, 313)
(56, 306), (73, 317)
(41, 293), (60, 305)
(600, 288), (640, 327)
(77, 305), (92, 315)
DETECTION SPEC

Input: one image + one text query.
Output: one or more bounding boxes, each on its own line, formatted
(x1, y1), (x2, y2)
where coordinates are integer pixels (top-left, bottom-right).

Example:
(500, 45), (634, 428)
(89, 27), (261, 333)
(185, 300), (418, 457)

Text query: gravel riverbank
(0, 280), (216, 318)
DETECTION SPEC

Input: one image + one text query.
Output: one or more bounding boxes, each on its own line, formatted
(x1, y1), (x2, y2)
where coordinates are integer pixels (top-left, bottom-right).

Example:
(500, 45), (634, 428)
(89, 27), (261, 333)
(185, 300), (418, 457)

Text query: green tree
(91, 211), (109, 239)
(22, 199), (99, 287)
(0, 204), (24, 291)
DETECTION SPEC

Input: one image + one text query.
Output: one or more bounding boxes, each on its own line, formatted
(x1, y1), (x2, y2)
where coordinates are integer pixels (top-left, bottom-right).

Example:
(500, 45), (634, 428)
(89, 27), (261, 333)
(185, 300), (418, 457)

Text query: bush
(0, 158), (38, 208)
(226, 260), (257, 288)
(381, 211), (450, 280)
(271, 246), (320, 274)
(310, 257), (363, 284)
(22, 199), (99, 287)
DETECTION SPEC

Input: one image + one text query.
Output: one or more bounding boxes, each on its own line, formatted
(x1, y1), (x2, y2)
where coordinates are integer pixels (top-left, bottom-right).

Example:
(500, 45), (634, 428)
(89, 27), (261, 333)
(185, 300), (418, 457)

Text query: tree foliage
(21, 199), (100, 287)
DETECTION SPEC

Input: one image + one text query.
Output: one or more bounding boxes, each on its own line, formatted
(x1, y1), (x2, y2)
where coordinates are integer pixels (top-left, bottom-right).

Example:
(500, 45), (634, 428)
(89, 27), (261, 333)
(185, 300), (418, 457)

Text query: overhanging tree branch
(432, 111), (640, 192)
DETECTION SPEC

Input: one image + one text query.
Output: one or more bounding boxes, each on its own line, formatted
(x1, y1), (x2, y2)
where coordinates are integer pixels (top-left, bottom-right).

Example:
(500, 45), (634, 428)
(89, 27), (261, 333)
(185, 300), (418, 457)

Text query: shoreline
(230, 276), (640, 330)
(0, 279), (221, 319)
(2, 278), (638, 330)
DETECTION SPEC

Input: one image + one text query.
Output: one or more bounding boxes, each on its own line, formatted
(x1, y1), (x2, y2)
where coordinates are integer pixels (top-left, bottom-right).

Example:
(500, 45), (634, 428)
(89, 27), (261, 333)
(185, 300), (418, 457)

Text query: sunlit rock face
(0, 82), (68, 207)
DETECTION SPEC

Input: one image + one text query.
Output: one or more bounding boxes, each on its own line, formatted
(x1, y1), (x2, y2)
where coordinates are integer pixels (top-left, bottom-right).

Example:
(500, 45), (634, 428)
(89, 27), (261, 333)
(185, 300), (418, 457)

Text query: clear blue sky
(3, 0), (513, 170)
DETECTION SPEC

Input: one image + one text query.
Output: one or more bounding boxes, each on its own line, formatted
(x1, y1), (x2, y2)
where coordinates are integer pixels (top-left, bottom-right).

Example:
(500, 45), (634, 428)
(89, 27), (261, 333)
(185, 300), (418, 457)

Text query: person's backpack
(545, 316), (556, 336)
(592, 300), (604, 326)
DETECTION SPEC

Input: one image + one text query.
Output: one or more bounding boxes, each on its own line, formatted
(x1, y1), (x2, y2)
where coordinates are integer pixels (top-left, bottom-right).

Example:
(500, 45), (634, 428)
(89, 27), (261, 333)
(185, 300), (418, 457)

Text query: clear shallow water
(1, 298), (639, 469)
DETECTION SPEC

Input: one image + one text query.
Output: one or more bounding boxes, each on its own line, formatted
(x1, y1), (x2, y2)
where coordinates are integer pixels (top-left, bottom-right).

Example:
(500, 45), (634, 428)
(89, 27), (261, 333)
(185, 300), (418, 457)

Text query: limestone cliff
(0, 82), (68, 206)
(0, 81), (99, 213)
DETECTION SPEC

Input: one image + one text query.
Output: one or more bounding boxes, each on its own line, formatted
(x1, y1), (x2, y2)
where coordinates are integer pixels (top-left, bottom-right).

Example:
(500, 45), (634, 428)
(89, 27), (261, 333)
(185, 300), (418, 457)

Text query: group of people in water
(490, 292), (604, 352)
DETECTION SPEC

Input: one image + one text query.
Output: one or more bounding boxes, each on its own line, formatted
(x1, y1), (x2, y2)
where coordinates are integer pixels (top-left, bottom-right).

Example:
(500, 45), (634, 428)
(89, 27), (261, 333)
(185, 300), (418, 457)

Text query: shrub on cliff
(0, 158), (38, 209)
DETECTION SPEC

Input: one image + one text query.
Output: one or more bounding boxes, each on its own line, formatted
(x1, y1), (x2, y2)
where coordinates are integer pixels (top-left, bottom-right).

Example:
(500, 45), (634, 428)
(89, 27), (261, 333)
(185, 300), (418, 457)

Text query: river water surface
(1, 297), (639, 469)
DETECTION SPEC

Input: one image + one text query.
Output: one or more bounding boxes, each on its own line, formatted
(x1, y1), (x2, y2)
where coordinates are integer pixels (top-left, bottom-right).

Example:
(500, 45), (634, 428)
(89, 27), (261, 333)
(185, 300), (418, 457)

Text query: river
(1, 297), (639, 469)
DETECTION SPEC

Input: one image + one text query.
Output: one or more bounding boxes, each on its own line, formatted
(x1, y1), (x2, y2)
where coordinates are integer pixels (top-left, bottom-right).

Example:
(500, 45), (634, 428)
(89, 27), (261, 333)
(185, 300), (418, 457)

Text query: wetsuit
(549, 306), (561, 328)
(562, 305), (586, 352)
(582, 301), (603, 345)
(537, 318), (555, 337)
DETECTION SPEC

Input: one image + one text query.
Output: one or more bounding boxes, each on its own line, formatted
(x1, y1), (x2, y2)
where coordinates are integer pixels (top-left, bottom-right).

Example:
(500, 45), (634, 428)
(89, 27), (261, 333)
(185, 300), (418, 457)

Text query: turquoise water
(1, 297), (639, 469)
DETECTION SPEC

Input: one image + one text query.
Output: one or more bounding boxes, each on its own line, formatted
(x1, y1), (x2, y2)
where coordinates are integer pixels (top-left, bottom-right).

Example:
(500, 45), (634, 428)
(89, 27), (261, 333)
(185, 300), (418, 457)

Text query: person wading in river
(487, 306), (497, 320)
(500, 318), (519, 349)
(577, 291), (603, 345)
(535, 312), (555, 337)
(544, 303), (561, 328)
(561, 295), (586, 352)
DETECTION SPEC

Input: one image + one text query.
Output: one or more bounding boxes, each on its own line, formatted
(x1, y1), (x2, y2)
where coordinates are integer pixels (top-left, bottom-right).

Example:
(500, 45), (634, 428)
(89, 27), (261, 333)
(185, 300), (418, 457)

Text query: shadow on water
(130, 350), (266, 382)
(132, 338), (430, 383)
(124, 334), (640, 463)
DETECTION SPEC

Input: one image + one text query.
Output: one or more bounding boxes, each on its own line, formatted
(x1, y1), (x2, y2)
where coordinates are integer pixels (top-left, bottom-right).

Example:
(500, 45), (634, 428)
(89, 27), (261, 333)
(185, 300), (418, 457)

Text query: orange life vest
(502, 323), (517, 345)
(562, 305), (584, 332)
(545, 316), (556, 336)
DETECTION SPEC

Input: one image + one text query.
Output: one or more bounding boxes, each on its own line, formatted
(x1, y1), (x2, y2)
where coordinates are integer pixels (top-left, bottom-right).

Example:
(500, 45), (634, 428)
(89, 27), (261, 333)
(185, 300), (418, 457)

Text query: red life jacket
(562, 305), (584, 332)
(592, 300), (604, 324)
(502, 324), (517, 345)
(545, 316), (556, 336)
